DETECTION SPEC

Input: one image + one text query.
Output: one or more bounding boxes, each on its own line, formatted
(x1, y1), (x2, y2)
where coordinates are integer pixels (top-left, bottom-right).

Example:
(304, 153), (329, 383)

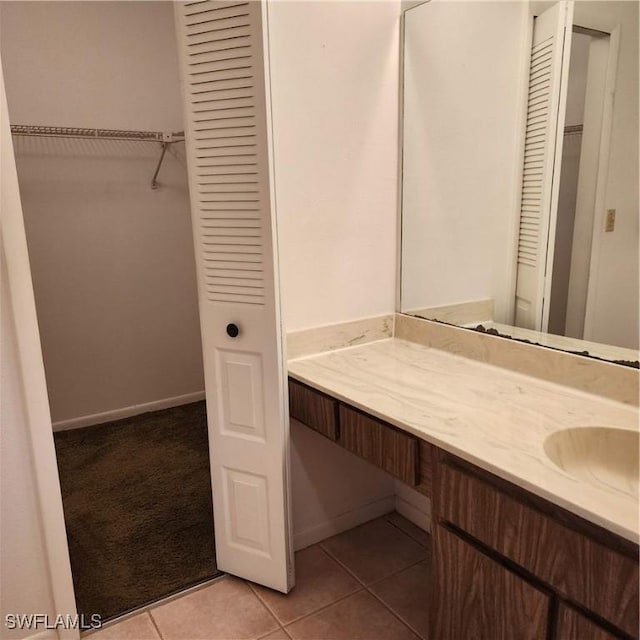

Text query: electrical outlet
(605, 209), (616, 232)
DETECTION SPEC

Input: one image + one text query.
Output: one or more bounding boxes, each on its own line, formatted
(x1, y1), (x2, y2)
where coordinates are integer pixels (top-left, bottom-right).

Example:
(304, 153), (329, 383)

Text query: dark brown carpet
(54, 401), (221, 621)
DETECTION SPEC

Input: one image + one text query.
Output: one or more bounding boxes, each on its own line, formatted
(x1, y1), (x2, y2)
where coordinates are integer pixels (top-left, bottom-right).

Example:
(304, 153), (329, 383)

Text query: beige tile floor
(89, 513), (431, 640)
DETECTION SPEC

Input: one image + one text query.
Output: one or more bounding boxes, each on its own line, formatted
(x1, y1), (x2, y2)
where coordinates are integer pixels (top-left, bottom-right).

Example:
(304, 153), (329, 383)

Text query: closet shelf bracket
(151, 142), (170, 190)
(151, 131), (185, 190)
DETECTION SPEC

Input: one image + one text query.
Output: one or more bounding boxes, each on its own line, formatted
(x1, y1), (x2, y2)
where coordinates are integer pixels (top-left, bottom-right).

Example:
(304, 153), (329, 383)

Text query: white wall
(1, 247), (57, 640)
(575, 1), (639, 350)
(267, 0), (401, 538)
(268, 0), (400, 332)
(0, 2), (204, 425)
(400, 0), (528, 322)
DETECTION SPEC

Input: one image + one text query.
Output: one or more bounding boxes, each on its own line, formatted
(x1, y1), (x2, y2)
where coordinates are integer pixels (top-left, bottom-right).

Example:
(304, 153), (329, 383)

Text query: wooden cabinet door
(432, 526), (550, 640)
(556, 604), (623, 640)
(437, 463), (639, 636)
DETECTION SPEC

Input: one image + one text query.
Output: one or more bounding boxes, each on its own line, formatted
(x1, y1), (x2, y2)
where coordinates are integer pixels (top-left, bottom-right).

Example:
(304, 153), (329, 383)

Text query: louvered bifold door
(174, 0), (294, 593)
(514, 1), (573, 330)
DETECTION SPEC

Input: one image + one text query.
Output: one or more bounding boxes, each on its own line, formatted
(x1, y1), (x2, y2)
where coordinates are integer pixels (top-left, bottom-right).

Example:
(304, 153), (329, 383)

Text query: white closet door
(174, 0), (294, 592)
(514, 1), (573, 331)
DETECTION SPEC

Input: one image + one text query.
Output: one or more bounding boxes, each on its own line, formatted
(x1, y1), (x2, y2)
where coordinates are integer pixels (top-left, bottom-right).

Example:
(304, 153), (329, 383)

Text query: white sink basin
(544, 427), (639, 498)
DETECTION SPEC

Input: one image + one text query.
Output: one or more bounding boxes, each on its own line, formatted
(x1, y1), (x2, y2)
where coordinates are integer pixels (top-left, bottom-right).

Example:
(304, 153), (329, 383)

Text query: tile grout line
(383, 515), (430, 549)
(256, 625), (293, 640)
(319, 539), (427, 590)
(267, 543), (424, 640)
(241, 580), (285, 637)
(317, 524), (428, 639)
(366, 556), (429, 589)
(247, 556), (366, 631)
(246, 580), (289, 630)
(282, 587), (367, 632)
(146, 610), (165, 640)
(317, 542), (369, 587)
(385, 513), (430, 545)
(365, 585), (425, 640)
(254, 618), (291, 640)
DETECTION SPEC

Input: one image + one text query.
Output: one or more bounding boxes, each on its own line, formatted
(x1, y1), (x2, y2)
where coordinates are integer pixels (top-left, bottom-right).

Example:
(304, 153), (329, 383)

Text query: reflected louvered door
(514, 1), (573, 330)
(174, 0), (294, 592)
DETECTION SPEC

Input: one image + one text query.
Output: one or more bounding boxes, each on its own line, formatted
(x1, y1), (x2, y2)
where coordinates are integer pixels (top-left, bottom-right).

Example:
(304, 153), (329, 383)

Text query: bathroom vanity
(288, 333), (639, 640)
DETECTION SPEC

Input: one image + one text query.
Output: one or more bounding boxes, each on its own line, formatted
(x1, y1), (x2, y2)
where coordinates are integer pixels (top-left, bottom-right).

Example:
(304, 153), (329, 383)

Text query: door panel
(174, 0), (294, 593)
(515, 1), (573, 330)
(218, 350), (266, 441)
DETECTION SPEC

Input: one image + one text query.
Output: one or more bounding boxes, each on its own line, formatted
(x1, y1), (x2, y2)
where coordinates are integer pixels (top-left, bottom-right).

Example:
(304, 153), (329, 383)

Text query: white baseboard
(52, 391), (206, 432)
(292, 495), (395, 551)
(394, 480), (431, 533)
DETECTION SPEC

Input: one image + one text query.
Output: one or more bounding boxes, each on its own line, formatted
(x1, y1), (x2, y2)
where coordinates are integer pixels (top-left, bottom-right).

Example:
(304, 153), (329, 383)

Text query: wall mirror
(400, 0), (639, 366)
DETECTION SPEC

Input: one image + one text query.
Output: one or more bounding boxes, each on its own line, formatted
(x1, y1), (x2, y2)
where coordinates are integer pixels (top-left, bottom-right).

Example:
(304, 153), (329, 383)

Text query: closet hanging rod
(564, 124), (583, 135)
(10, 124), (185, 143)
(10, 124), (185, 189)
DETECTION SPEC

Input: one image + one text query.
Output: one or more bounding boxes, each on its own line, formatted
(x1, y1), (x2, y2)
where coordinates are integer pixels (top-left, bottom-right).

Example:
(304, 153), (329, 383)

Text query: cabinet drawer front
(415, 440), (434, 496)
(288, 379), (338, 440)
(437, 465), (639, 637)
(339, 405), (418, 485)
(380, 422), (418, 485)
(433, 526), (550, 640)
(338, 405), (382, 465)
(556, 604), (623, 640)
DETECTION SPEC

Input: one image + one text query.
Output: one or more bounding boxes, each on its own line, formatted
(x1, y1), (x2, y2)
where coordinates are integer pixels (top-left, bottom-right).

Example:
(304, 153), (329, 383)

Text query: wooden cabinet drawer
(433, 525), (550, 639)
(339, 405), (418, 485)
(415, 440), (434, 496)
(556, 604), (623, 640)
(288, 379), (338, 440)
(380, 422), (418, 485)
(437, 464), (639, 637)
(338, 404), (381, 465)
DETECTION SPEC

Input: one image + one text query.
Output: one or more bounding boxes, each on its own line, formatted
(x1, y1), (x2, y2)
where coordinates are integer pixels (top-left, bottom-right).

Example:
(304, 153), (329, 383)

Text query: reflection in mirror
(400, 0), (639, 366)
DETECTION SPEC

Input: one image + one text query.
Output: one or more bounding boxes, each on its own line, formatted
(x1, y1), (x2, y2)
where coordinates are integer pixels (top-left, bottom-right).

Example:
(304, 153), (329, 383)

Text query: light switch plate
(605, 209), (616, 232)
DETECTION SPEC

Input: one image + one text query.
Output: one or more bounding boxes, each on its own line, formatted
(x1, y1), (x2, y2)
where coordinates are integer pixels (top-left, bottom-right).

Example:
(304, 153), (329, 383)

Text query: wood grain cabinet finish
(288, 379), (430, 491)
(415, 440), (434, 496)
(432, 525), (550, 640)
(288, 379), (338, 441)
(338, 405), (418, 485)
(437, 464), (639, 638)
(556, 604), (623, 640)
(338, 404), (382, 464)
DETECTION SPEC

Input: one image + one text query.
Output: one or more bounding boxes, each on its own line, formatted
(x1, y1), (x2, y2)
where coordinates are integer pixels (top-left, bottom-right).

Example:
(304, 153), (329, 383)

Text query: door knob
(226, 323), (240, 338)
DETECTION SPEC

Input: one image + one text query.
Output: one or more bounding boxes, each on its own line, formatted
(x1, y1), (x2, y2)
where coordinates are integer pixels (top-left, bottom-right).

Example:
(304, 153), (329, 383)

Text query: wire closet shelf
(10, 124), (185, 189)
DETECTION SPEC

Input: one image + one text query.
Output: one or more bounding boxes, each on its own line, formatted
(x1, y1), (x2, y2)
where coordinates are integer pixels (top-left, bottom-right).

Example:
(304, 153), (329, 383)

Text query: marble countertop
(288, 338), (639, 543)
